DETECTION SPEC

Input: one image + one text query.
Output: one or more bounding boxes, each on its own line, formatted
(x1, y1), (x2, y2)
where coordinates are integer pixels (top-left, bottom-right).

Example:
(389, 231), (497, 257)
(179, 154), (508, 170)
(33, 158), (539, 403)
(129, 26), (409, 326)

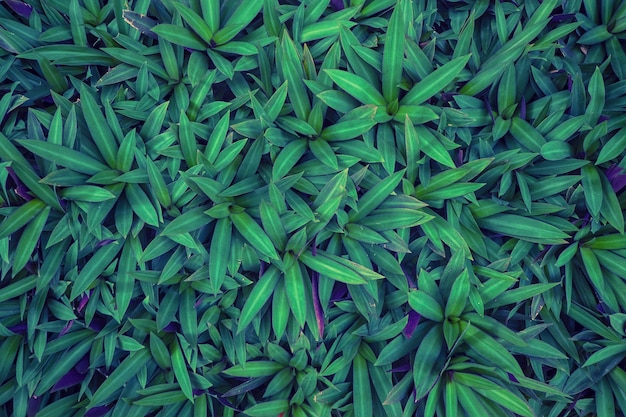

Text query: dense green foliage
(1, 0), (626, 416)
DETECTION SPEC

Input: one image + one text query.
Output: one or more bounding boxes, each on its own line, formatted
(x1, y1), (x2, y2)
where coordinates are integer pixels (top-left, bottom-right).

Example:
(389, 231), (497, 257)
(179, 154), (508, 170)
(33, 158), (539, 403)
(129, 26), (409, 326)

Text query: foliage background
(1, 0), (626, 416)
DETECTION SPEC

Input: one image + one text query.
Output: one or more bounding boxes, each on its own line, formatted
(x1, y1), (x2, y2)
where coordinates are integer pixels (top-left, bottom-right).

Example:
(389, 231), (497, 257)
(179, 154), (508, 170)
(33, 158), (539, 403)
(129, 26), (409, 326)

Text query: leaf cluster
(0, 0), (626, 417)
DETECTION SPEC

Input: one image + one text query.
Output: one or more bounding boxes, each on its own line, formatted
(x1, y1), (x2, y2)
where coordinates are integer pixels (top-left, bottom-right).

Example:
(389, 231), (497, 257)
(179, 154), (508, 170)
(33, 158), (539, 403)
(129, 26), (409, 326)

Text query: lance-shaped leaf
(324, 69), (385, 105)
(16, 140), (109, 175)
(401, 54), (470, 106)
(382, 0), (405, 103)
(173, 2), (213, 44)
(582, 163), (603, 218)
(238, 266), (281, 332)
(412, 125), (456, 168)
(460, 0), (559, 95)
(445, 269), (470, 319)
(231, 211), (279, 260)
(171, 337), (194, 402)
(12, 206), (50, 275)
(151, 24), (206, 50)
(413, 324), (445, 401)
(88, 349), (151, 407)
(70, 241), (122, 300)
(213, 0), (263, 45)
(244, 400), (289, 417)
(353, 353), (373, 417)
(80, 85), (118, 168)
(285, 259), (307, 327)
(349, 169), (405, 222)
(320, 119), (376, 142)
(280, 31), (311, 121)
(477, 214), (570, 244)
(299, 250), (368, 285)
(408, 290), (444, 322)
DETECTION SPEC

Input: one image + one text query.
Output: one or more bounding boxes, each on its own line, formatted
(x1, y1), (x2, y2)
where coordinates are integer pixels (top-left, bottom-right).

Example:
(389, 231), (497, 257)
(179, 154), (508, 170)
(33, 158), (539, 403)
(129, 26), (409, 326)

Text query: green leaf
(353, 353), (373, 417)
(223, 361), (284, 378)
(474, 387), (534, 417)
(583, 344), (626, 368)
(284, 259), (307, 327)
(382, 0), (405, 103)
(70, 241), (122, 300)
(231, 211), (279, 260)
(244, 400), (289, 417)
(12, 206), (50, 274)
(0, 199), (46, 240)
(445, 269), (470, 318)
(412, 125), (457, 169)
(173, 2), (213, 44)
(597, 127), (626, 165)
(16, 140), (109, 175)
(464, 324), (523, 375)
(582, 164), (603, 218)
(80, 85), (118, 168)
(0, 275), (37, 304)
(280, 31), (311, 120)
(476, 214), (570, 244)
(401, 55), (471, 106)
(125, 183), (160, 227)
(408, 290), (444, 322)
(238, 266), (281, 332)
(413, 325), (444, 401)
(586, 67), (605, 125)
(324, 69), (386, 105)
(88, 349), (151, 407)
(151, 24), (206, 50)
(320, 119), (376, 142)
(299, 250), (367, 285)
(171, 337), (194, 402)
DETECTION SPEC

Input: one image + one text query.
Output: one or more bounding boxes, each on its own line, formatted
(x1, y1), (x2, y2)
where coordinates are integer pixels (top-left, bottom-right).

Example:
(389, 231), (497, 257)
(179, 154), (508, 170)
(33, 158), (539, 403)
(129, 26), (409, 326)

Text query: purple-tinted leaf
(8, 322), (27, 334)
(402, 266), (417, 289)
(193, 388), (208, 396)
(330, 0), (344, 11)
(162, 322), (181, 333)
(85, 405), (112, 417)
(550, 13), (575, 23)
(567, 74), (573, 91)
(75, 355), (90, 374)
(441, 92), (457, 102)
(52, 369), (85, 392)
(403, 311), (421, 339)
(87, 317), (106, 332)
(484, 99), (495, 123)
(259, 261), (266, 277)
(27, 395), (42, 417)
(312, 271), (324, 339)
(507, 372), (520, 383)
(520, 96), (526, 119)
(389, 363), (411, 373)
(598, 115), (610, 123)
(5, 0), (32, 18)
(16, 184), (33, 201)
(597, 303), (606, 314)
(330, 282), (348, 302)
(59, 320), (74, 337)
(77, 291), (90, 313)
(96, 239), (116, 247)
(607, 165), (626, 193)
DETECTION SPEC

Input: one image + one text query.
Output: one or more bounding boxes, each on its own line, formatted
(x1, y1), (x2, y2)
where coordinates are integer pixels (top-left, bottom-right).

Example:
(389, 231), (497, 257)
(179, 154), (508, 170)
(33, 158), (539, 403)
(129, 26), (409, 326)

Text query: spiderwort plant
(1, 0), (626, 416)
